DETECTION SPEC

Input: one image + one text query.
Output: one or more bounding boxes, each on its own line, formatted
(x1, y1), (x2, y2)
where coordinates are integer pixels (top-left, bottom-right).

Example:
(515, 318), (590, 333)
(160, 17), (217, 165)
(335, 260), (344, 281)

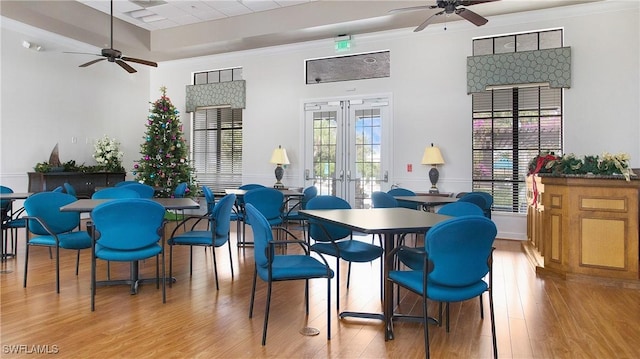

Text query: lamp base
(428, 166), (440, 194)
(274, 165), (285, 189)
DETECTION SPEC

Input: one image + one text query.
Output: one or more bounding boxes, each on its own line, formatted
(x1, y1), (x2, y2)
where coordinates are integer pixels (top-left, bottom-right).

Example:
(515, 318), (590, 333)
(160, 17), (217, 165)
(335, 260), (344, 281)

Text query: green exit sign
(335, 39), (351, 52)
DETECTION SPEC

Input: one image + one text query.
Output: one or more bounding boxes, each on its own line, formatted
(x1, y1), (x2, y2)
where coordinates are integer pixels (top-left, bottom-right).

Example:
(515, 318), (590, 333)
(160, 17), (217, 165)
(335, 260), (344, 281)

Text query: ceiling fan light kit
(68, 0), (157, 73)
(390, 0), (498, 32)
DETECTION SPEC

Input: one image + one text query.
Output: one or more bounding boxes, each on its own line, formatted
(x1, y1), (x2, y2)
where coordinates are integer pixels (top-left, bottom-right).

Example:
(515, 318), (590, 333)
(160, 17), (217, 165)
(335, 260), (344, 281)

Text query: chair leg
(155, 255), (160, 289)
(169, 244), (174, 288)
(346, 261), (352, 289)
(479, 296), (484, 319)
(249, 267), (258, 318)
(335, 259), (341, 312)
(91, 251), (96, 311)
(489, 291), (497, 359)
(438, 302), (443, 327)
(55, 246), (60, 294)
(23, 243), (30, 288)
(326, 276), (332, 340)
(75, 250), (81, 275)
(161, 247), (166, 304)
(445, 302), (450, 333)
(211, 244), (219, 291)
(227, 241), (234, 278)
(304, 279), (309, 314)
(262, 280), (273, 346)
(423, 290), (430, 359)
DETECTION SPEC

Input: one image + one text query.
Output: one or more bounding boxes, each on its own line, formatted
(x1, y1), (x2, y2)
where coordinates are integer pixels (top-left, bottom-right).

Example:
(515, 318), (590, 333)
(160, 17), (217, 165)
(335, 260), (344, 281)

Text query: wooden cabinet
(28, 172), (126, 198)
(538, 175), (640, 281)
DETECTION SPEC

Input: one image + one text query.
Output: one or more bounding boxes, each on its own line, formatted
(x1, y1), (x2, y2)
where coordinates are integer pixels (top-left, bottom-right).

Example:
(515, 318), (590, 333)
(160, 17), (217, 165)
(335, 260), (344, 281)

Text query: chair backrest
(387, 188), (416, 197)
(426, 215), (496, 287)
(306, 195), (352, 242)
(202, 185), (216, 213)
(24, 192), (80, 235)
(244, 203), (274, 270)
(239, 183), (266, 190)
(115, 180), (140, 187)
(300, 186), (318, 210)
(458, 192), (492, 218)
(210, 193), (236, 238)
(91, 198), (166, 251)
(63, 182), (77, 197)
(1, 185), (13, 213)
(174, 182), (188, 198)
(243, 188), (284, 223)
(387, 187), (418, 209)
(120, 183), (155, 198)
(52, 186), (64, 193)
(372, 191), (398, 208)
(91, 187), (141, 199)
(436, 202), (484, 217)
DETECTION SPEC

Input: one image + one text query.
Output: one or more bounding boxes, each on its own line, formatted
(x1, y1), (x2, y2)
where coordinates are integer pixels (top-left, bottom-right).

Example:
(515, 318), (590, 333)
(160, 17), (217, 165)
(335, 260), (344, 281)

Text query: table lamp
(421, 143), (445, 193)
(270, 145), (290, 188)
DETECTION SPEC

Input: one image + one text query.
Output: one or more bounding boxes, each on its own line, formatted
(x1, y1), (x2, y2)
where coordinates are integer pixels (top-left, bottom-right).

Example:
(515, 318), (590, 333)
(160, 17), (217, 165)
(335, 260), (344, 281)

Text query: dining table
(393, 195), (459, 212)
(299, 207), (451, 340)
(59, 197), (200, 294)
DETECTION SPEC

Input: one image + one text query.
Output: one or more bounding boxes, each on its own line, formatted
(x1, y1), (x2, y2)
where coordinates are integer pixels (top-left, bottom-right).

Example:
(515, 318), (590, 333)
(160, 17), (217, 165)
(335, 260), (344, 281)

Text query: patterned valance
(467, 47), (571, 94)
(185, 80), (246, 112)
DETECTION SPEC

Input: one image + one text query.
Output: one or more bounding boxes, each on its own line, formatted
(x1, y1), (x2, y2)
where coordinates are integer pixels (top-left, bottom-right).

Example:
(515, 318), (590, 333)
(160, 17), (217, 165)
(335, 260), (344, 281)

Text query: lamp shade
(421, 144), (444, 165)
(270, 145), (290, 165)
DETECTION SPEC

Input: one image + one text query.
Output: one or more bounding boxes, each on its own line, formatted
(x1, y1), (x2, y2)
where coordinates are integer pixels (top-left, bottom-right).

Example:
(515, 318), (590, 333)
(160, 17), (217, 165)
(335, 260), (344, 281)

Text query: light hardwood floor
(1, 222), (639, 358)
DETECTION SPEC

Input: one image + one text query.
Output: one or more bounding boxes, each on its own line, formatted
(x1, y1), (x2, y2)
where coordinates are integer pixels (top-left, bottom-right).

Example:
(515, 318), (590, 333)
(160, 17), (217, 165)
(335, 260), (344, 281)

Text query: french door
(303, 96), (391, 209)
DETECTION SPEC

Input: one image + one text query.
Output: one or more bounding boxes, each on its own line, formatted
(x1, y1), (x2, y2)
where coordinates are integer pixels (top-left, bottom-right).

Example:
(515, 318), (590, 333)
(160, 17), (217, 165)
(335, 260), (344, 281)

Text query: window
(192, 68), (243, 191)
(471, 30), (563, 213)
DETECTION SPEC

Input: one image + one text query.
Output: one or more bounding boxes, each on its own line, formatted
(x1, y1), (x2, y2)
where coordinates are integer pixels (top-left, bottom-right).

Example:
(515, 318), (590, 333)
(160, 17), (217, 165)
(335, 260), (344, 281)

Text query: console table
(28, 172), (126, 198)
(526, 174), (639, 284)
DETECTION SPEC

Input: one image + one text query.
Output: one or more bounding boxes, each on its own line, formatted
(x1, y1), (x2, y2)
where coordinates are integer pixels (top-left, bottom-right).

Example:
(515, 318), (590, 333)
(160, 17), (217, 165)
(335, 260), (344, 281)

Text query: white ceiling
(1, 0), (602, 62)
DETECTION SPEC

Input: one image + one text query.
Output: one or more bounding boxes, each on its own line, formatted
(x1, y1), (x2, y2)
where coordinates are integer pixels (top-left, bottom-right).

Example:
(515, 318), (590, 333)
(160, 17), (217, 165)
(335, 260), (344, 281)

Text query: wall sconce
(270, 145), (290, 189)
(22, 40), (43, 51)
(421, 143), (445, 193)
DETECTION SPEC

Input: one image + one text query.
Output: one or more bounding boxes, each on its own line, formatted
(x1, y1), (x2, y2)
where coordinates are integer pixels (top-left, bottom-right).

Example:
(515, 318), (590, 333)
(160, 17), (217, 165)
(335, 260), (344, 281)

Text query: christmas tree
(133, 86), (196, 198)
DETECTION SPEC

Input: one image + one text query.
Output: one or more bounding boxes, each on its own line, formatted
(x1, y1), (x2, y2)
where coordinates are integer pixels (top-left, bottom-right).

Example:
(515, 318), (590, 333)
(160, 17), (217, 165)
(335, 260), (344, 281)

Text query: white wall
(2, 1), (639, 240)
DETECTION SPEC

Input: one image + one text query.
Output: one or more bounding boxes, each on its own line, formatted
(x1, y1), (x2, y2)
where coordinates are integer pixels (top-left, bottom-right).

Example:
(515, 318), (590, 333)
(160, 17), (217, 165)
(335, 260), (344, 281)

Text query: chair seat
(4, 217), (26, 228)
(311, 240), (383, 263)
(258, 255), (334, 282)
(28, 231), (92, 250)
(389, 270), (489, 302)
(169, 230), (229, 247)
(95, 242), (161, 262)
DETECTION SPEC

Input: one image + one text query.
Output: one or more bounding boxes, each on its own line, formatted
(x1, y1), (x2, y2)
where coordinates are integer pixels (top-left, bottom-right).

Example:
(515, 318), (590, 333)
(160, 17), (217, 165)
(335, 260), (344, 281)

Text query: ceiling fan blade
(414, 10), (444, 32)
(388, 5), (433, 14)
(116, 60), (137, 73)
(65, 51), (101, 56)
(79, 58), (106, 67)
(459, 0), (500, 7)
(456, 8), (489, 26)
(121, 57), (158, 68)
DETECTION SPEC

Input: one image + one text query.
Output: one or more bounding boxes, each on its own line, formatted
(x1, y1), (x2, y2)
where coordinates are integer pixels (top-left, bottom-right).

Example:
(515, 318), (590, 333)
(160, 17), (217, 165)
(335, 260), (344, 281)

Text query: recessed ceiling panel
(306, 51), (390, 84)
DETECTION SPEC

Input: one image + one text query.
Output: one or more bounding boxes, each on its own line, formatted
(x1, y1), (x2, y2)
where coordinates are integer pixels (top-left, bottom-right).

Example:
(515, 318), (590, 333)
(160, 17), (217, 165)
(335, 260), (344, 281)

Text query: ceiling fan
(66, 0), (157, 73)
(390, 0), (499, 32)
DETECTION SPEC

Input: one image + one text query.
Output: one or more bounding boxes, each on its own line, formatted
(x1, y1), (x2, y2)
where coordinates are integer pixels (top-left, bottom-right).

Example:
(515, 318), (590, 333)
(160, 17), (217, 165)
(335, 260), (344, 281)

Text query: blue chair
(232, 184), (267, 247)
(306, 195), (384, 312)
(386, 215), (498, 358)
(1, 186), (26, 260)
(388, 187), (418, 210)
(115, 180), (140, 187)
(245, 203), (334, 346)
(372, 191), (398, 208)
(23, 192), (92, 293)
(458, 192), (492, 218)
(91, 187), (141, 199)
(63, 182), (77, 197)
(242, 188), (284, 246)
(168, 194), (236, 290)
(88, 198), (167, 311)
(398, 201), (485, 271)
(173, 182), (188, 198)
(121, 183), (155, 198)
(52, 186), (64, 193)
(201, 185), (216, 215)
(282, 186), (318, 236)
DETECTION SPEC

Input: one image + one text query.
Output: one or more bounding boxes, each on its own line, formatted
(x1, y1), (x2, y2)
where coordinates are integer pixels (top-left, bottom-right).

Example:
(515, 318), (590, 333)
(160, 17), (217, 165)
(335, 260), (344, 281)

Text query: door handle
(336, 170), (344, 182)
(305, 169), (311, 181)
(383, 171), (388, 183)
